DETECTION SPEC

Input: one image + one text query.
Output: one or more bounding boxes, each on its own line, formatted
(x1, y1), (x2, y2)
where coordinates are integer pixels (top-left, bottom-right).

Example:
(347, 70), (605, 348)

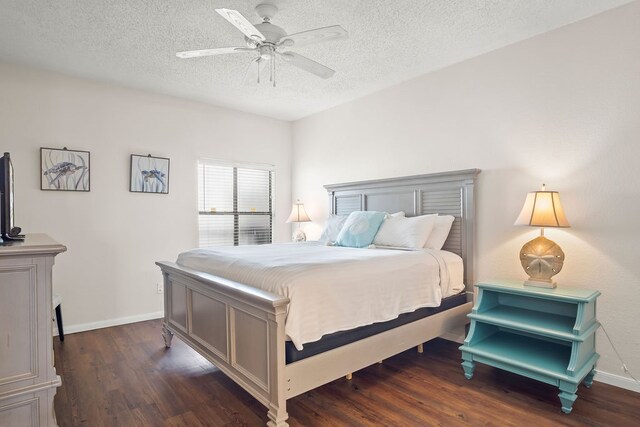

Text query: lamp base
(519, 235), (565, 287)
(524, 278), (557, 289)
(292, 228), (306, 242)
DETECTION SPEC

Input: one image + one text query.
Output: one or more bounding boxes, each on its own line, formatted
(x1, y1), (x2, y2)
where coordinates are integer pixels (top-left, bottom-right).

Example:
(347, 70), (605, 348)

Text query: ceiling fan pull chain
(257, 58), (261, 84)
(273, 54), (276, 87)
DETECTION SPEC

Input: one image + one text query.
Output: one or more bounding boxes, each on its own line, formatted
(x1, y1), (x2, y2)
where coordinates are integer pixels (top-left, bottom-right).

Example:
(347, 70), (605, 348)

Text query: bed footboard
(156, 261), (290, 426)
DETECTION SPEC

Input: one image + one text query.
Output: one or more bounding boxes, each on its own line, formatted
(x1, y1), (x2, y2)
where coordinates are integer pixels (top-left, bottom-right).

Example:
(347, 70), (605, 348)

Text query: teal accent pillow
(335, 211), (387, 248)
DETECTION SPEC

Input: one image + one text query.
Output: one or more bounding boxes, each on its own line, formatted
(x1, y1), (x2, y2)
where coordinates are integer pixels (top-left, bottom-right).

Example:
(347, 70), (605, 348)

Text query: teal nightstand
(459, 281), (600, 414)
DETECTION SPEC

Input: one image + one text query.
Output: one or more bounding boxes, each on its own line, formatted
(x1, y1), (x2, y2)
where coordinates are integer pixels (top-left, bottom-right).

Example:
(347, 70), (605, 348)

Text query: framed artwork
(40, 147), (90, 191)
(130, 154), (170, 194)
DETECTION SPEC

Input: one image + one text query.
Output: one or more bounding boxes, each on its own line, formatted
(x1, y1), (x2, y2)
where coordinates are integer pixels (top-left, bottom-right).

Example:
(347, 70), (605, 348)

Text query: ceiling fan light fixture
(259, 45), (273, 59)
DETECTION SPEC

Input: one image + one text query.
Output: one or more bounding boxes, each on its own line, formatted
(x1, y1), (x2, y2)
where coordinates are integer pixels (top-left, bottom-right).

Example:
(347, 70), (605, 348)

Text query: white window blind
(198, 160), (274, 247)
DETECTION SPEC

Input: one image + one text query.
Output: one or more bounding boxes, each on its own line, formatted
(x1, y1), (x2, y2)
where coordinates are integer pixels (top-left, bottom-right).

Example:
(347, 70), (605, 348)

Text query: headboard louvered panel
(334, 195), (362, 215)
(325, 169), (480, 290)
(421, 189), (463, 256)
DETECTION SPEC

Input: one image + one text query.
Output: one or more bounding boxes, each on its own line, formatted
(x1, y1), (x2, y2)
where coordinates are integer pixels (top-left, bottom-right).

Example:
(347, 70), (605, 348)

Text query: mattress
(177, 241), (464, 351)
(285, 291), (469, 363)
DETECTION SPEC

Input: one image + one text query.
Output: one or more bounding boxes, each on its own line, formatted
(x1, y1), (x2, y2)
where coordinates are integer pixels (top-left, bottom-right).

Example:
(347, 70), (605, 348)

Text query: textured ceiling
(0, 0), (634, 121)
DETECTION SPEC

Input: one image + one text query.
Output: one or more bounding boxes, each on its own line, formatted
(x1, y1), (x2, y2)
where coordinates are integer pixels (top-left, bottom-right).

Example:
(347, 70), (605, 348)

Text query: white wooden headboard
(324, 169), (480, 291)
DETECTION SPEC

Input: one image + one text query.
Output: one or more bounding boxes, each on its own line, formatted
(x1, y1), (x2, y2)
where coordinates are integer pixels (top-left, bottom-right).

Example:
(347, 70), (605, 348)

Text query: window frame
(198, 159), (275, 247)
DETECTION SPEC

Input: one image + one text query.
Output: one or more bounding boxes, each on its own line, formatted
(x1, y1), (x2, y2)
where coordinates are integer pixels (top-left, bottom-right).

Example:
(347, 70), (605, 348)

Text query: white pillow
(319, 215), (348, 243)
(424, 215), (455, 250)
(389, 211), (405, 218)
(373, 214), (437, 249)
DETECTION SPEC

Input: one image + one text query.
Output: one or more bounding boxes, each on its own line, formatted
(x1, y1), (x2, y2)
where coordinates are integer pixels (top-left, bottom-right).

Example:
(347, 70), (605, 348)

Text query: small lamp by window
(514, 184), (570, 288)
(286, 200), (311, 242)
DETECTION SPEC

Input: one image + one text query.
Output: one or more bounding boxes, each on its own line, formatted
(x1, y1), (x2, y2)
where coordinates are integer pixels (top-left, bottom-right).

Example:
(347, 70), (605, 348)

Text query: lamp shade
(286, 200), (311, 223)
(514, 186), (570, 228)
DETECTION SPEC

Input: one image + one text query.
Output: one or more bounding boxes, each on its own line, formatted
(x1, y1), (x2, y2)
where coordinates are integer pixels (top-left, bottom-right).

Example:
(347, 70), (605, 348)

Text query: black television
(0, 152), (23, 242)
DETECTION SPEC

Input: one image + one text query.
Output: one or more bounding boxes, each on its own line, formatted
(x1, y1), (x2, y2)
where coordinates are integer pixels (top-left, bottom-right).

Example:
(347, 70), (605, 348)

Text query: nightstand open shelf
(466, 328), (583, 379)
(460, 281), (600, 414)
(470, 306), (587, 340)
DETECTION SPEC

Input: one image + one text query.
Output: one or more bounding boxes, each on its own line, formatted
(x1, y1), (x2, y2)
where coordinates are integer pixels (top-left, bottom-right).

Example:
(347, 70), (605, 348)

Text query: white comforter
(177, 242), (464, 351)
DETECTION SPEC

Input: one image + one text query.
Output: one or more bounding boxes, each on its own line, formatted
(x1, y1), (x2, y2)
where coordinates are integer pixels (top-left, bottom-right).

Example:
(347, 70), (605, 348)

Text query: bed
(156, 168), (479, 426)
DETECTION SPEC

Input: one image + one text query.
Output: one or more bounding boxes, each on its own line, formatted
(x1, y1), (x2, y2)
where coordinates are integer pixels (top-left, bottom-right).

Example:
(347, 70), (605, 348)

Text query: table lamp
(286, 200), (311, 242)
(514, 184), (570, 288)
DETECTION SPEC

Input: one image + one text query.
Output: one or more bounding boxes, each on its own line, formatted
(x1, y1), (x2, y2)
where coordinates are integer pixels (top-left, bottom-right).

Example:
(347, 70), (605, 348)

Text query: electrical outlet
(157, 283), (164, 294)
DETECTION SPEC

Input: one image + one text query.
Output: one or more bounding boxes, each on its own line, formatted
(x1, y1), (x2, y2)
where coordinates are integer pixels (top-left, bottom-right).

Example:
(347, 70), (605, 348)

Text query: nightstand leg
(583, 369), (596, 388)
(461, 360), (475, 379)
(558, 382), (578, 414)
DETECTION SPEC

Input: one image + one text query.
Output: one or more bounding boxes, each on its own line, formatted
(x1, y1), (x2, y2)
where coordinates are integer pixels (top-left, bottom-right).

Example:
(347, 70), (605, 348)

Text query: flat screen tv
(0, 152), (23, 241)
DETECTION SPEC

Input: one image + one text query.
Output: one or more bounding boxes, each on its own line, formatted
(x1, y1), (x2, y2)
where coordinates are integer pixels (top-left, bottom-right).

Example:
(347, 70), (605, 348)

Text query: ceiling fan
(176, 3), (348, 86)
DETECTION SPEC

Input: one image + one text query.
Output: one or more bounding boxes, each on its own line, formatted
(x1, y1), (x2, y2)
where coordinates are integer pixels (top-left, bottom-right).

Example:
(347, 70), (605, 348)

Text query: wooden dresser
(0, 234), (66, 426)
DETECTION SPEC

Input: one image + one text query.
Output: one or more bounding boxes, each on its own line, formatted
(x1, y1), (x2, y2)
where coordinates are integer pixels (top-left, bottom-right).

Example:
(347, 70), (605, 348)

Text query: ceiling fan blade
(243, 57), (270, 86)
(176, 47), (255, 59)
(279, 25), (347, 48)
(277, 52), (335, 79)
(216, 8), (265, 42)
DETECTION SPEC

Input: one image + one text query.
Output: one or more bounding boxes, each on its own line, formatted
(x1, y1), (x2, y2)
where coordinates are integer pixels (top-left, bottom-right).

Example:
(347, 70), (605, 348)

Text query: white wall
(0, 62), (291, 331)
(292, 3), (640, 386)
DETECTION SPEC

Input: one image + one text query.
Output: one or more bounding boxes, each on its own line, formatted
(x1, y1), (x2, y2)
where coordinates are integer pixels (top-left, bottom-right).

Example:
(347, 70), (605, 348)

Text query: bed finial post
(267, 303), (289, 427)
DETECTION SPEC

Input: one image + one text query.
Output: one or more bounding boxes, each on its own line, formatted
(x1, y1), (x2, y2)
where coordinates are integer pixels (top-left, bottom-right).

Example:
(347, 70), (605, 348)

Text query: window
(198, 160), (274, 247)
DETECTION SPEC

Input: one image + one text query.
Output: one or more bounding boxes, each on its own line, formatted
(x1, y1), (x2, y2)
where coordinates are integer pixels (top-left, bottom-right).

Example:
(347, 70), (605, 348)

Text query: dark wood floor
(53, 319), (639, 426)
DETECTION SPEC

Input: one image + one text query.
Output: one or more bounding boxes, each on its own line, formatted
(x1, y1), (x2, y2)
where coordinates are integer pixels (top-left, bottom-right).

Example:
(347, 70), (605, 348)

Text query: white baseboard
(595, 370), (640, 393)
(54, 311), (164, 336)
